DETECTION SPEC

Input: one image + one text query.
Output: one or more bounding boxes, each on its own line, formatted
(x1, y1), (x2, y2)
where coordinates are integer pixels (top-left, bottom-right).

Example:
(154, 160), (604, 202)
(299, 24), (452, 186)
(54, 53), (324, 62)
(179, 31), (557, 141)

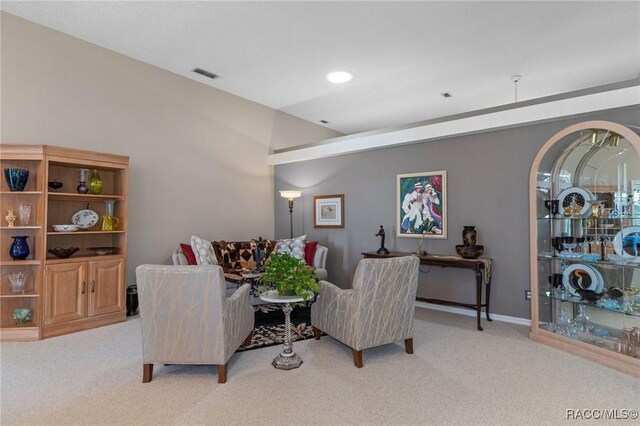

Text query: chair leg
(217, 363), (228, 384)
(352, 349), (363, 368)
(143, 363), (153, 383)
(405, 338), (414, 354)
(313, 326), (322, 340)
(243, 331), (252, 346)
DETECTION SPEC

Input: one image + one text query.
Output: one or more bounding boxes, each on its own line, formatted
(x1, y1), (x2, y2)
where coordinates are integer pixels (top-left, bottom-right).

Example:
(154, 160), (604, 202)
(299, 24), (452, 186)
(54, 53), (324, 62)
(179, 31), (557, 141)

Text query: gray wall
(274, 107), (640, 319)
(0, 12), (342, 286)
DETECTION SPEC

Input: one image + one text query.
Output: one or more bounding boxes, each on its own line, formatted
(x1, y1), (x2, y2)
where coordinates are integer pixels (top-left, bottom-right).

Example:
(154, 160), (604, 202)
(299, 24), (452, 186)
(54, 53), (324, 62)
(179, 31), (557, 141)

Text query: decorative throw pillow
(276, 235), (306, 260)
(304, 241), (318, 266)
(179, 243), (197, 265)
(190, 235), (218, 265)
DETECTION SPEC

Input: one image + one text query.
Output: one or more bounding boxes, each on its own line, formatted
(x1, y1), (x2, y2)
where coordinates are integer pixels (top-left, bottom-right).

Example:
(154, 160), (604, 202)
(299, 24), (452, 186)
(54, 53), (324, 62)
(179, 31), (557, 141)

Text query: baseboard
(414, 301), (531, 326)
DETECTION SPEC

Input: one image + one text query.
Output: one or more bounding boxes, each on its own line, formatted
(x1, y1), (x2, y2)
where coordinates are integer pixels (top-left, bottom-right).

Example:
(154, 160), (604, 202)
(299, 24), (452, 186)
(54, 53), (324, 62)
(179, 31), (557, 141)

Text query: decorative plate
(562, 263), (601, 296)
(71, 209), (99, 229)
(557, 186), (594, 217)
(613, 226), (640, 261)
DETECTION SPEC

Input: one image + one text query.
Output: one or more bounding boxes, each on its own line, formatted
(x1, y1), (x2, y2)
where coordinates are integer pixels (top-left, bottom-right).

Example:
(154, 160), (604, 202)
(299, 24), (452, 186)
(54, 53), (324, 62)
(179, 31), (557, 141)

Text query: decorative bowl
(4, 168), (29, 191)
(52, 224), (79, 232)
(48, 180), (63, 191)
(88, 247), (116, 256)
(455, 244), (484, 259)
(12, 308), (32, 325)
(48, 247), (80, 258)
(607, 254), (632, 265)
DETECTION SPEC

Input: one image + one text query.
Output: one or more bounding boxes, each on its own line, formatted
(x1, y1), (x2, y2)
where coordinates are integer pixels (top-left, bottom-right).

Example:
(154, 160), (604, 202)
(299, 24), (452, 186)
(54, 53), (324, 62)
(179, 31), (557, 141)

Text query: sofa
(172, 238), (328, 294)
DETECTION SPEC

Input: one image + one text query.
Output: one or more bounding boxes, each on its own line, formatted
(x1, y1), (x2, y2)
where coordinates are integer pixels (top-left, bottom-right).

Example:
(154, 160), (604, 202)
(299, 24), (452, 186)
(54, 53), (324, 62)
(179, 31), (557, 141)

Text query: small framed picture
(313, 194), (344, 228)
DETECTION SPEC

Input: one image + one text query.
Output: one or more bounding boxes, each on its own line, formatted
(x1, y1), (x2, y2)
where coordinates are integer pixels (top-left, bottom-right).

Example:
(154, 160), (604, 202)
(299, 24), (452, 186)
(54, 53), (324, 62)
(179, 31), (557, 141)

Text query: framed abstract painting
(397, 171), (447, 239)
(313, 194), (344, 228)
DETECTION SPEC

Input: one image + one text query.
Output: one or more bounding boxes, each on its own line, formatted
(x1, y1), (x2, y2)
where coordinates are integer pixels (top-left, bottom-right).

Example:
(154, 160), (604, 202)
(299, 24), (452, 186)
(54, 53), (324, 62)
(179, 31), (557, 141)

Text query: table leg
(485, 276), (493, 322)
(271, 302), (303, 370)
(476, 268), (483, 331)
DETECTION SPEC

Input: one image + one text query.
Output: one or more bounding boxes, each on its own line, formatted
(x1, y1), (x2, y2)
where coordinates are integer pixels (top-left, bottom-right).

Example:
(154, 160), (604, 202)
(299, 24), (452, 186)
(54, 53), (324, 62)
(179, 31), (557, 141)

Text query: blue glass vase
(4, 168), (29, 191)
(9, 236), (30, 260)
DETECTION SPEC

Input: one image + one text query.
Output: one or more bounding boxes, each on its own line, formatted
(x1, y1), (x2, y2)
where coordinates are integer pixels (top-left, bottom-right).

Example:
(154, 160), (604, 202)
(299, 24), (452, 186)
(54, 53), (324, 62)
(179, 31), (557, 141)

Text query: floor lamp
(279, 190), (302, 238)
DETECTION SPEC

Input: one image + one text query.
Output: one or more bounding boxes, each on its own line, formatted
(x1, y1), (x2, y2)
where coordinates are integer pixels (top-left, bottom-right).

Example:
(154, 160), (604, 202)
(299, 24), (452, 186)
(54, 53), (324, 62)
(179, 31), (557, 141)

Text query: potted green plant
(259, 252), (319, 301)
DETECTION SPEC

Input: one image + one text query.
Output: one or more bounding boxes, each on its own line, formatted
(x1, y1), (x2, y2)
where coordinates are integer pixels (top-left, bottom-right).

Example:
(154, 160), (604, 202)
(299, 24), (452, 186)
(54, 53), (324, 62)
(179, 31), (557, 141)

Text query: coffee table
(259, 289), (310, 370)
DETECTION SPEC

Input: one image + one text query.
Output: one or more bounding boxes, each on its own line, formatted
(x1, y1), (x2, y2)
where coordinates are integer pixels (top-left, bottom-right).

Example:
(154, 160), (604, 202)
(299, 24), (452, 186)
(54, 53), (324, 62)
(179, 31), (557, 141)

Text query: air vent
(192, 68), (219, 80)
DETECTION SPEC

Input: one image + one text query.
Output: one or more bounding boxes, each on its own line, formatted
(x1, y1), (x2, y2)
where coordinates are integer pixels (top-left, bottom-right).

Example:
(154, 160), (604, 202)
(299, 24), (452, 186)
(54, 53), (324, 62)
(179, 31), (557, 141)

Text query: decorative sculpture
(253, 236), (266, 272)
(375, 225), (389, 255)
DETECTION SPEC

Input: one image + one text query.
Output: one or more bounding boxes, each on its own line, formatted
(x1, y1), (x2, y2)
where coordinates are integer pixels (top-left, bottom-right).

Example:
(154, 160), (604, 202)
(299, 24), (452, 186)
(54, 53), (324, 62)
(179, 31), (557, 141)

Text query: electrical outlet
(525, 289), (532, 300)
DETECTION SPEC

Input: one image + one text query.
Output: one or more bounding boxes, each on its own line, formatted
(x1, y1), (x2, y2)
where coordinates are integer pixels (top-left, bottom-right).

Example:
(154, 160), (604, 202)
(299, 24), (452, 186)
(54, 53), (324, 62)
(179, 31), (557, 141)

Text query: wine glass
(563, 241), (577, 256)
(577, 237), (589, 253)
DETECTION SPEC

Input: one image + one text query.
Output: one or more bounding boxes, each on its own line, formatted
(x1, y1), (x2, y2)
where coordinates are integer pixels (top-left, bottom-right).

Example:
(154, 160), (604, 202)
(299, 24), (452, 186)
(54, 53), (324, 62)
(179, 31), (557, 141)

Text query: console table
(362, 251), (493, 331)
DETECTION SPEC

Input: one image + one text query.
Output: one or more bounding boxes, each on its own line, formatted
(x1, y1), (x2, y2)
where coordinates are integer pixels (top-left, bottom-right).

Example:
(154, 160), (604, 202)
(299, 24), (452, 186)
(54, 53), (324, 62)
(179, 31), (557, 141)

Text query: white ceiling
(2, 1), (639, 136)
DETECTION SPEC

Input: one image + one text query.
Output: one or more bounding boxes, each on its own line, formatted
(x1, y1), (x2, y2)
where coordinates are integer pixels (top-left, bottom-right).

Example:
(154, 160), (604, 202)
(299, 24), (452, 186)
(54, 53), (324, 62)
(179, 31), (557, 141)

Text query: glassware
(18, 204), (32, 226)
(563, 241), (577, 256)
(12, 308), (32, 325)
(101, 200), (119, 231)
(577, 237), (589, 253)
(104, 199), (115, 217)
(77, 168), (90, 194)
(3, 168), (29, 191)
(572, 305), (593, 332)
(5, 271), (27, 294)
(88, 169), (103, 194)
(9, 236), (30, 260)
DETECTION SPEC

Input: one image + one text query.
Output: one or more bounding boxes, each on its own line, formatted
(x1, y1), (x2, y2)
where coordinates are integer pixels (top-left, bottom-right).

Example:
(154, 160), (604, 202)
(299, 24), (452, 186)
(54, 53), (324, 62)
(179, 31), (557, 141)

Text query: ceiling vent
(192, 68), (219, 80)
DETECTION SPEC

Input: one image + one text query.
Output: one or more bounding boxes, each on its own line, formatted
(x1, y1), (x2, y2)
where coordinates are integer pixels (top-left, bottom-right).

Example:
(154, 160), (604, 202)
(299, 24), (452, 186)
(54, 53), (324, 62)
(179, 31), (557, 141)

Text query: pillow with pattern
(190, 235), (218, 265)
(276, 235), (307, 260)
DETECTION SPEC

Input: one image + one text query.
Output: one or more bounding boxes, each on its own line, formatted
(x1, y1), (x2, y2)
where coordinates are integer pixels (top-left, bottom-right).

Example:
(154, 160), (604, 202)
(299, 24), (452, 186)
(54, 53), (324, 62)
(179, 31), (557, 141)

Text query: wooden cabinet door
(88, 258), (124, 317)
(44, 262), (87, 325)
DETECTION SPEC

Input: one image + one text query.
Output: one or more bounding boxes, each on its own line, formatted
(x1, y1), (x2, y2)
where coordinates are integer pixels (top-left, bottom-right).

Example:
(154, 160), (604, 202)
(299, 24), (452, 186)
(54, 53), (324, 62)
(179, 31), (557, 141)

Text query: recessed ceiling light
(327, 71), (353, 84)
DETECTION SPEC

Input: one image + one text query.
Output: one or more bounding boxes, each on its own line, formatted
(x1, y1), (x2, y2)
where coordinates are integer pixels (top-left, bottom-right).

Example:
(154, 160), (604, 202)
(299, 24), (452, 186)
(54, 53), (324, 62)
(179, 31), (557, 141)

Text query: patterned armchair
(136, 265), (254, 383)
(311, 255), (420, 367)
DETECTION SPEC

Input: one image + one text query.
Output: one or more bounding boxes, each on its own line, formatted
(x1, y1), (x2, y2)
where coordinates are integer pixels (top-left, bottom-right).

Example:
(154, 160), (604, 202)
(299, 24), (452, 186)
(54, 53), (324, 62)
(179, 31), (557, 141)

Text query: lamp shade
(279, 190), (302, 200)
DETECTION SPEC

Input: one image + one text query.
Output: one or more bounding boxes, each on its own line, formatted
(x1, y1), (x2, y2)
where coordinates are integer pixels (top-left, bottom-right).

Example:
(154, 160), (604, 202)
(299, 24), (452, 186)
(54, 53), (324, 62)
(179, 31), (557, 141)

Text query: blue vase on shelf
(4, 168), (29, 191)
(9, 236), (30, 260)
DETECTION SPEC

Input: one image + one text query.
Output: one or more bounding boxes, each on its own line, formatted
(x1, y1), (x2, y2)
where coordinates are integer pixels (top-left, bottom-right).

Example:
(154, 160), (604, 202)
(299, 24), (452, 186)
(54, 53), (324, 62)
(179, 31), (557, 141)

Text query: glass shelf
(543, 293), (640, 318)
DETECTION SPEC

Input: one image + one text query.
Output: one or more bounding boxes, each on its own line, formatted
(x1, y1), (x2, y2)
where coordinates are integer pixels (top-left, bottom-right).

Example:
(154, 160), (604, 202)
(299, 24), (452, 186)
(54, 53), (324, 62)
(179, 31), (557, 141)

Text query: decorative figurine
(5, 209), (16, 227)
(252, 237), (266, 272)
(375, 225), (389, 255)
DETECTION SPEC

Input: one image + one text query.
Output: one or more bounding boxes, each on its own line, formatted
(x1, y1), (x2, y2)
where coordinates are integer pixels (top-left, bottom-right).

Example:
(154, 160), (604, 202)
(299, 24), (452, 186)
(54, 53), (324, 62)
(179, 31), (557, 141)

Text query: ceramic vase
(462, 226), (477, 246)
(9, 236), (30, 260)
(88, 169), (103, 194)
(77, 168), (90, 194)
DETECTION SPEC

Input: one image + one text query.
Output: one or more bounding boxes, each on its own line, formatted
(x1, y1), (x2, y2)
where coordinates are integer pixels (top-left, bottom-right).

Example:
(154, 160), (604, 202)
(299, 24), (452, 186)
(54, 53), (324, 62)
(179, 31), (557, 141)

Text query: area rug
(238, 303), (316, 352)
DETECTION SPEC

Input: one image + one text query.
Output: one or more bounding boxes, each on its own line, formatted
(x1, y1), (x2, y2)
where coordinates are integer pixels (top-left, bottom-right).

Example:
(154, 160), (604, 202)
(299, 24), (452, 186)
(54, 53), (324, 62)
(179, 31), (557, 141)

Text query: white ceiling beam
(267, 84), (640, 165)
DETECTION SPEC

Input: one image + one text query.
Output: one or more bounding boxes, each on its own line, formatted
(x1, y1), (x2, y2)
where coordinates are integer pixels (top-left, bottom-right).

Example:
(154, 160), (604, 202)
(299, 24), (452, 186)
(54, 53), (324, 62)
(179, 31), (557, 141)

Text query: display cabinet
(0, 144), (128, 340)
(0, 146), (45, 341)
(529, 121), (640, 377)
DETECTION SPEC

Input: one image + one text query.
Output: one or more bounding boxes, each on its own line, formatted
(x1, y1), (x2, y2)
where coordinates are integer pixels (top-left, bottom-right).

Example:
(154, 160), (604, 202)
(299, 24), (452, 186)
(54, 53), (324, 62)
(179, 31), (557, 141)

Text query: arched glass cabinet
(529, 120), (640, 377)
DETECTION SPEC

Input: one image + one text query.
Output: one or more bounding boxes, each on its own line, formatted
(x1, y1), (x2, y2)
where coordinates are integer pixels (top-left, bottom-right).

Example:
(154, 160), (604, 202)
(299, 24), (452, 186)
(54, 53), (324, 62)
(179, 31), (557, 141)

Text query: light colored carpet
(1, 308), (638, 425)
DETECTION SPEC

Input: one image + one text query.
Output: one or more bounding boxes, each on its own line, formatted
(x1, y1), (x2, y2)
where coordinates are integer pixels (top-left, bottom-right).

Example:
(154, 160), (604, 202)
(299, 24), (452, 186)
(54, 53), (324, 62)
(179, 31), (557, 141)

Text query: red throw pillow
(179, 243), (197, 265)
(304, 241), (318, 266)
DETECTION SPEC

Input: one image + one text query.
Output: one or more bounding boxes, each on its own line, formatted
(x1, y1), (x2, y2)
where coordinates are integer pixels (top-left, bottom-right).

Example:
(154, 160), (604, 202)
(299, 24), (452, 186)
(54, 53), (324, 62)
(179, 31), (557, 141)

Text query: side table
(258, 290), (308, 370)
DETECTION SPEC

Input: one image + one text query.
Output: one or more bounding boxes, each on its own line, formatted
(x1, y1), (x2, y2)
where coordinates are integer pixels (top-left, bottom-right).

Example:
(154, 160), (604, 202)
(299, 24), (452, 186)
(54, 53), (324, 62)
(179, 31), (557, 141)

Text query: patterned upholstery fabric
(211, 240), (278, 273)
(311, 256), (420, 351)
(136, 264), (254, 365)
